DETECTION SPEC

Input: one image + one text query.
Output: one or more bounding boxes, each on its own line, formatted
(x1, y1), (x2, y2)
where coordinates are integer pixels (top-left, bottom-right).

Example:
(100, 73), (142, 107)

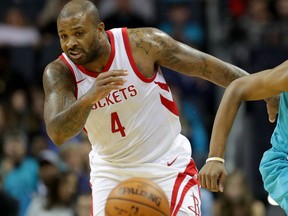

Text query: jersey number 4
(111, 112), (126, 137)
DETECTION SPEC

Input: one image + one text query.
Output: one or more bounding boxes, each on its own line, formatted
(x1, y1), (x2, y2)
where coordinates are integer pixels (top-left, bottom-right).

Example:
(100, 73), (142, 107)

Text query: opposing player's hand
(87, 69), (128, 104)
(198, 161), (227, 192)
(265, 95), (279, 123)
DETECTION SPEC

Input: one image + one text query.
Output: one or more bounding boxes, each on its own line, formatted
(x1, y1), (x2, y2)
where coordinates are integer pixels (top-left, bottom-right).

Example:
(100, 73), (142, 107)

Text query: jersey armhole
(121, 28), (158, 83)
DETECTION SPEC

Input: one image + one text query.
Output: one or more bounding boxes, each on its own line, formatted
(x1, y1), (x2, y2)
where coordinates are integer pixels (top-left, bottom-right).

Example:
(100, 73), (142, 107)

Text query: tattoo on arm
(57, 99), (91, 137)
(130, 29), (152, 55)
(63, 95), (75, 109)
(44, 62), (91, 143)
(156, 36), (209, 77)
(129, 28), (247, 87)
(152, 29), (248, 85)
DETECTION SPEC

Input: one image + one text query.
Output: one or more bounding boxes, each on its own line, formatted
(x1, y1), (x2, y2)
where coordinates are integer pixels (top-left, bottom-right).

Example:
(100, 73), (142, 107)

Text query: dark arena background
(0, 0), (286, 215)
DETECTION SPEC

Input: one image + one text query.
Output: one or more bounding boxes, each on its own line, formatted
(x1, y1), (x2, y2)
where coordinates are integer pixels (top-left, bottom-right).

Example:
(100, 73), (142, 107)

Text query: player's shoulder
(44, 58), (70, 75)
(126, 27), (173, 56)
(43, 57), (73, 82)
(126, 27), (163, 33)
(126, 27), (169, 41)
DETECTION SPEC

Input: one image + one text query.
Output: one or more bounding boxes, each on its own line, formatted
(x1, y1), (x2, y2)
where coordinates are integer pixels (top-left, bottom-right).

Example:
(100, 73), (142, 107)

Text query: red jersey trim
(172, 177), (199, 216)
(170, 174), (185, 215)
(104, 30), (116, 71)
(160, 94), (179, 116)
(154, 81), (170, 92)
(121, 27), (157, 83)
(170, 159), (200, 216)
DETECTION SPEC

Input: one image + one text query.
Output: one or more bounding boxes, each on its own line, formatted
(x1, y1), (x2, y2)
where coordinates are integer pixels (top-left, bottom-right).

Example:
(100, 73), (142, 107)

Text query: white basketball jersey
(59, 28), (182, 163)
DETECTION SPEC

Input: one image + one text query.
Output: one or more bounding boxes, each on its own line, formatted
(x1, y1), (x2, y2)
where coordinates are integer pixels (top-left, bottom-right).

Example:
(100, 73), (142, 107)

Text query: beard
(69, 41), (102, 65)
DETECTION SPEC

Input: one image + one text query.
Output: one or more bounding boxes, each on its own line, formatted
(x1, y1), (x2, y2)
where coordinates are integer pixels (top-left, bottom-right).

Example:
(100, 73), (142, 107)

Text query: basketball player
(43, 0), (278, 215)
(198, 61), (288, 214)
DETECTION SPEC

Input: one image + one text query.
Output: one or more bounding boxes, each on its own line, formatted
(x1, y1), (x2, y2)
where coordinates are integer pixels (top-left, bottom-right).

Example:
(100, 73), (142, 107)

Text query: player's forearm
(172, 51), (248, 88)
(45, 97), (93, 145)
(208, 85), (242, 158)
(205, 57), (249, 88)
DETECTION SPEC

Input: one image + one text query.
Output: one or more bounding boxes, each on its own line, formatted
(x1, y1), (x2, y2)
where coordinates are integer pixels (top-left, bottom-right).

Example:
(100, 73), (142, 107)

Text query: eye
(60, 34), (68, 40)
(76, 31), (84, 37)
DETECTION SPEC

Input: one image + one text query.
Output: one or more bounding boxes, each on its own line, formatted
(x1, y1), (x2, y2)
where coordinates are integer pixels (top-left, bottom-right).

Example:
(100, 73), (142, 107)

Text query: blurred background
(0, 0), (287, 215)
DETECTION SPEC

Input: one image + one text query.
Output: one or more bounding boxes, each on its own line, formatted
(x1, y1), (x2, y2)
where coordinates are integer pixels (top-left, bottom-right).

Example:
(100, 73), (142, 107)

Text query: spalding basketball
(105, 177), (170, 216)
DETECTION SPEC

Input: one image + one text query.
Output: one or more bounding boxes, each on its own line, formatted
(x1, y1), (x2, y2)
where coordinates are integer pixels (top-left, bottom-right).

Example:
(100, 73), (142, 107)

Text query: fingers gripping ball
(105, 177), (170, 216)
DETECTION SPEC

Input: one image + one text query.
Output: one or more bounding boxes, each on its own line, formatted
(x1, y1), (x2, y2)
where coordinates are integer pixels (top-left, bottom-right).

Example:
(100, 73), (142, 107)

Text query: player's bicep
(230, 70), (283, 101)
(43, 61), (76, 122)
(151, 28), (224, 80)
(265, 60), (288, 92)
(245, 63), (288, 100)
(152, 30), (198, 74)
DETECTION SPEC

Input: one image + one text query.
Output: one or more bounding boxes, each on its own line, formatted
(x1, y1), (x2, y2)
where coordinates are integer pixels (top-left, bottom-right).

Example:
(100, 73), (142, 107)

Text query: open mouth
(68, 50), (83, 60)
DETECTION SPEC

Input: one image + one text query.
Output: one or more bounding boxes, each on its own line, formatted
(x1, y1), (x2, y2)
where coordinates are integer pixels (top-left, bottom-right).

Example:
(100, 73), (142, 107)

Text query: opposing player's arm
(137, 27), (248, 87)
(43, 60), (93, 145)
(207, 70), (278, 159)
(199, 61), (288, 192)
(211, 61), (288, 155)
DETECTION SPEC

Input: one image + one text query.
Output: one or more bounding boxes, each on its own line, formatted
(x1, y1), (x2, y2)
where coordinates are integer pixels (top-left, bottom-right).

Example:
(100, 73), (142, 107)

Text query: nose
(66, 36), (78, 49)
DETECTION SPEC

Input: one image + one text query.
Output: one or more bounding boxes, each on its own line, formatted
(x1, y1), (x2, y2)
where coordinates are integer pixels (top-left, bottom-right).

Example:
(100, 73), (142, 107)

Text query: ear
(97, 22), (105, 33)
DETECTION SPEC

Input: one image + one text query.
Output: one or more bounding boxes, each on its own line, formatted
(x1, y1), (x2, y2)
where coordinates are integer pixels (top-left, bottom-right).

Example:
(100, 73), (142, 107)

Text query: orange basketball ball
(105, 177), (170, 216)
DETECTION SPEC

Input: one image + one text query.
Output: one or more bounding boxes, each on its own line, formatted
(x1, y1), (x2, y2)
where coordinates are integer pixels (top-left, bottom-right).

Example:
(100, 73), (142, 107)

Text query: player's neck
(82, 32), (111, 73)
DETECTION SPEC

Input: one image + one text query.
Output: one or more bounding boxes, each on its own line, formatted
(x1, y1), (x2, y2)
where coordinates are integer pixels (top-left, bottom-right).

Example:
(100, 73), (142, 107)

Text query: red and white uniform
(60, 28), (201, 216)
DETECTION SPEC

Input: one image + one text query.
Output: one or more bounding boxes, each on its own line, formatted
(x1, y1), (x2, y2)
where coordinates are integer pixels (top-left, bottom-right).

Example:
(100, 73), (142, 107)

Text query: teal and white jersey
(270, 92), (288, 153)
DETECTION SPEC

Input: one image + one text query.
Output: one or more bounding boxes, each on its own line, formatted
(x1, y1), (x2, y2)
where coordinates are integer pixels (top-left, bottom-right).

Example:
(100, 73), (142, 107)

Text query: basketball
(105, 177), (170, 216)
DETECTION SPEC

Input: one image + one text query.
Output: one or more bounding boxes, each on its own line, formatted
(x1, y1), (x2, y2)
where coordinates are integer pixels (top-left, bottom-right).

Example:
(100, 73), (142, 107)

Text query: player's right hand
(198, 161), (227, 192)
(87, 69), (128, 104)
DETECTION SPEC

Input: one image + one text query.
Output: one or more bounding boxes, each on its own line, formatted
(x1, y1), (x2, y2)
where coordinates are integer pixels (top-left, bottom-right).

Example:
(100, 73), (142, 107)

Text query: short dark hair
(58, 0), (101, 25)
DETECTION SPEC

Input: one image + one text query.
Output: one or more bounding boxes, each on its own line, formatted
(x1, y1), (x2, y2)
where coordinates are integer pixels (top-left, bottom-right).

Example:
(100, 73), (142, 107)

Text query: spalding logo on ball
(105, 177), (170, 216)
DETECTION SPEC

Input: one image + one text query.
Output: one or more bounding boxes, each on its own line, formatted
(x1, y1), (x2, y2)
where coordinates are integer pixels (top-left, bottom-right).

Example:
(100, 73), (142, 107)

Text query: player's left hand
(198, 161), (227, 193)
(265, 95), (280, 123)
